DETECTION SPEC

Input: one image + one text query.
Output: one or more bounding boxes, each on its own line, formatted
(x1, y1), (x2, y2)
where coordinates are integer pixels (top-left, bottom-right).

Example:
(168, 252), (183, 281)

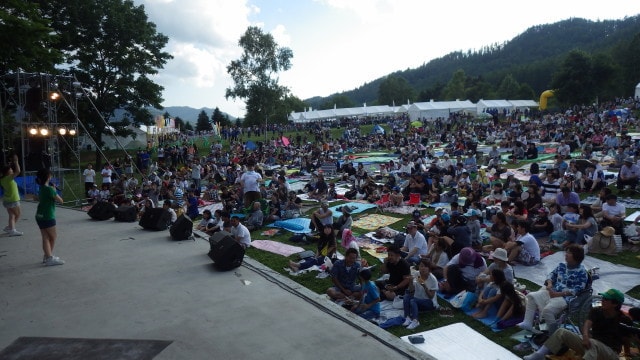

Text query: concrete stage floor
(0, 202), (429, 359)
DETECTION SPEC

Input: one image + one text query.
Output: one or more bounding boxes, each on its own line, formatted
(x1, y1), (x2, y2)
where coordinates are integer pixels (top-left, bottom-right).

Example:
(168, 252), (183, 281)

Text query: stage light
(69, 129), (77, 136)
(29, 127), (38, 135)
(58, 128), (67, 135)
(49, 92), (61, 101)
(39, 128), (49, 136)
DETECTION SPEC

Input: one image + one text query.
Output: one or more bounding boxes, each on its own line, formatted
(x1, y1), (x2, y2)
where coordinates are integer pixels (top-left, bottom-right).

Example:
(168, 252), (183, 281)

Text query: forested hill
(305, 16), (640, 109)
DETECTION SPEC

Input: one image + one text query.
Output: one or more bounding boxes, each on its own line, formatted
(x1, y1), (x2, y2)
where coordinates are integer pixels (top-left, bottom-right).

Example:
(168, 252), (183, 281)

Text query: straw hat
(600, 226), (615, 237)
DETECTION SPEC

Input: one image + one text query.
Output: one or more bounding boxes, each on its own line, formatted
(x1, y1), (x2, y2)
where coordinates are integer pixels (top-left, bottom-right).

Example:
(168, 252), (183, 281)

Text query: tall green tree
(378, 75), (415, 106)
(442, 69), (467, 100)
(226, 26), (293, 126)
(211, 107), (229, 127)
(496, 74), (520, 99)
(550, 50), (596, 106)
(173, 116), (185, 133)
(37, 0), (172, 168)
(195, 110), (212, 132)
(0, 0), (61, 74)
(184, 121), (193, 132)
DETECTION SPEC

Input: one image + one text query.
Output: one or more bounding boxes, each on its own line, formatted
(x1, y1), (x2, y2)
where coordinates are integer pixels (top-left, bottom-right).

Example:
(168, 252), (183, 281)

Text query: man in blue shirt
(327, 248), (361, 300)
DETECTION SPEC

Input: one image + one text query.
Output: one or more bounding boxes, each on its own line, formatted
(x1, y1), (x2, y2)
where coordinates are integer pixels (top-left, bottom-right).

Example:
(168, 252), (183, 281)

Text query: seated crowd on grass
(81, 98), (640, 357)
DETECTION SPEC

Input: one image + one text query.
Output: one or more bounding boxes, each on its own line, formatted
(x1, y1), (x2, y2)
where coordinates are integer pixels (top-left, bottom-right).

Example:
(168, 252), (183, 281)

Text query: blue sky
(136, 0), (640, 118)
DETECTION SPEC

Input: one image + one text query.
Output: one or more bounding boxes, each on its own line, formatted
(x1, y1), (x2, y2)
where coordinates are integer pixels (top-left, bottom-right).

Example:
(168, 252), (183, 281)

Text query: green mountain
(305, 16), (640, 109)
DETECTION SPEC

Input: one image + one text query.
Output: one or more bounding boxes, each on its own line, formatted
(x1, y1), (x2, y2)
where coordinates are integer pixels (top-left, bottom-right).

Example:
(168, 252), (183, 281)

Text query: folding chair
(406, 193), (421, 209)
(375, 193), (390, 213)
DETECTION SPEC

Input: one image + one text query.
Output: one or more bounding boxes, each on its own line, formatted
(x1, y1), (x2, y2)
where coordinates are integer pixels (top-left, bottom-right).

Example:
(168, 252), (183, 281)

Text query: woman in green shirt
(35, 168), (64, 266)
(1, 154), (23, 236)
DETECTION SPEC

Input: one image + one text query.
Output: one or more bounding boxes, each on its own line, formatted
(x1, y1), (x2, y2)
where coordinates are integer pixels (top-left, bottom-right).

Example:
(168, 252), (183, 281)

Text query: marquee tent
(476, 99), (538, 114)
(407, 100), (476, 121)
(636, 82), (640, 99)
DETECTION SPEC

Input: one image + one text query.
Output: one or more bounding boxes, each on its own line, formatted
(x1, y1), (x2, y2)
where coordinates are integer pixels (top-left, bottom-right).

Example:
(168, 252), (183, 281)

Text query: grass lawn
(244, 198), (640, 355)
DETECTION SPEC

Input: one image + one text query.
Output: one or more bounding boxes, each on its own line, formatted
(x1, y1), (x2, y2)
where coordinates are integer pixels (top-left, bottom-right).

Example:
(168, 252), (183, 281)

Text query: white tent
(476, 99), (538, 114)
(635, 82), (640, 100)
(407, 100), (476, 120)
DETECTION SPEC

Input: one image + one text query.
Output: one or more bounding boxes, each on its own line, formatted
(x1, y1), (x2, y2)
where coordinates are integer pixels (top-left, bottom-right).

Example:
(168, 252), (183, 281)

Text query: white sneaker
(45, 256), (65, 266)
(402, 317), (412, 326)
(406, 319), (420, 330)
(7, 229), (23, 236)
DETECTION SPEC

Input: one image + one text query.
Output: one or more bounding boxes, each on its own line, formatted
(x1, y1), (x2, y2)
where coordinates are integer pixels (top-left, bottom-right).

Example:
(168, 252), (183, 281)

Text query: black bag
(139, 208), (171, 231)
(114, 206), (137, 222)
(208, 231), (244, 271)
(170, 214), (193, 240)
(344, 189), (357, 200)
(88, 202), (116, 220)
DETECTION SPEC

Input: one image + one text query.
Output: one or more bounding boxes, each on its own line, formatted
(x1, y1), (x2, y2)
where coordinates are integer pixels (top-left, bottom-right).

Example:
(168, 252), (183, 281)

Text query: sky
(136, 0), (640, 118)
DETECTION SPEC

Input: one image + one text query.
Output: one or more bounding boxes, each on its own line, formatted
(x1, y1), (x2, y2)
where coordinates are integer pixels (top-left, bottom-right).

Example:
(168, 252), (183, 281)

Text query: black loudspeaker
(88, 202), (116, 220)
(139, 208), (171, 231)
(208, 231), (244, 271)
(170, 214), (193, 240)
(114, 206), (137, 222)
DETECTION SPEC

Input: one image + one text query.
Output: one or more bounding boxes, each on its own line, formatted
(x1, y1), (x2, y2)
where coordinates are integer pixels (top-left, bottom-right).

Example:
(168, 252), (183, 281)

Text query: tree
(184, 121), (193, 132)
(226, 26), (293, 126)
(211, 107), (229, 127)
(496, 74), (520, 99)
(378, 75), (415, 106)
(550, 50), (596, 106)
(173, 116), (185, 133)
(442, 69), (467, 100)
(38, 0), (172, 168)
(0, 0), (61, 74)
(195, 110), (212, 132)
(319, 94), (354, 110)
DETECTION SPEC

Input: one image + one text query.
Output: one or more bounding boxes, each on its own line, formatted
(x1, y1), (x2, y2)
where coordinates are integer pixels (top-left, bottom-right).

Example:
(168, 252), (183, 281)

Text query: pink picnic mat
(251, 240), (305, 257)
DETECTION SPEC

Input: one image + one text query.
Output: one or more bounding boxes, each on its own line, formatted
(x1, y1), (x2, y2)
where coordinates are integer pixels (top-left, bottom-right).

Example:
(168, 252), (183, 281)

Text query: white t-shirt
(516, 233), (540, 262)
(232, 223), (251, 248)
(240, 171), (262, 193)
(603, 202), (626, 218)
(83, 169), (95, 182)
(403, 231), (428, 256)
(101, 168), (112, 184)
(412, 273), (439, 309)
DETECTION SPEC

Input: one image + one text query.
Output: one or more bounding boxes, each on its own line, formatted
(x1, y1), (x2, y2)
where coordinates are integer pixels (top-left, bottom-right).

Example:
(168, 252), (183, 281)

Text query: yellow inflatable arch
(539, 90), (554, 110)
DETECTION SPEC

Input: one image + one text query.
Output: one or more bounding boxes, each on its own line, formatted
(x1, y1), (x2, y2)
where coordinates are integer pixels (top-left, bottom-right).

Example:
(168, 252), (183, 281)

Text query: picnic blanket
(251, 240), (305, 257)
(352, 214), (401, 230)
(384, 206), (416, 215)
(329, 202), (377, 218)
(199, 202), (223, 214)
(401, 323), (520, 360)
(513, 251), (640, 302)
(267, 217), (312, 234)
(436, 292), (505, 332)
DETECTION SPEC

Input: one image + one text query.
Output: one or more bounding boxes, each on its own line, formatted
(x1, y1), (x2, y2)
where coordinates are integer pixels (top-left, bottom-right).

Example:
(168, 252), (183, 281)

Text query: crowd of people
(4, 97), (640, 356)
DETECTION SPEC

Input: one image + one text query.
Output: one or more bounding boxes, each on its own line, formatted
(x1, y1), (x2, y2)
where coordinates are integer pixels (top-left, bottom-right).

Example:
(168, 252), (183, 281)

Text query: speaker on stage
(170, 214), (193, 240)
(114, 206), (137, 222)
(208, 231), (244, 271)
(139, 207), (171, 231)
(88, 202), (116, 220)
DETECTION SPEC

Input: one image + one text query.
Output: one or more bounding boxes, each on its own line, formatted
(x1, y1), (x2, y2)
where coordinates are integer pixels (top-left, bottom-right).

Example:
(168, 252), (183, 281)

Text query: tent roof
(508, 100), (538, 108)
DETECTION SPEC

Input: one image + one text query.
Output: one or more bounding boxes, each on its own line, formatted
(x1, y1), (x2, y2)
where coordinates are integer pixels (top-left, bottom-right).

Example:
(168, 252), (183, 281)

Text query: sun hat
(598, 288), (624, 304)
(458, 247), (475, 266)
(600, 226), (615, 237)
(464, 209), (481, 217)
(492, 248), (508, 262)
(625, 157), (634, 163)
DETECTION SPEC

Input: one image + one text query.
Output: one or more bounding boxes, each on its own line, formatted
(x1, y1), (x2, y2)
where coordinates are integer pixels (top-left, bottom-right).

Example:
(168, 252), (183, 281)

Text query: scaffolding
(0, 71), (82, 204)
